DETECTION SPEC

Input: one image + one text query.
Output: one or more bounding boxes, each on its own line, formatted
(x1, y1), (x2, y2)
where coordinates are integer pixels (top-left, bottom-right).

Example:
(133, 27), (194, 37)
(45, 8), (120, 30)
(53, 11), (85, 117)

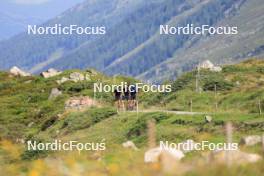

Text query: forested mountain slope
(138, 0), (264, 82)
(0, 0), (263, 82)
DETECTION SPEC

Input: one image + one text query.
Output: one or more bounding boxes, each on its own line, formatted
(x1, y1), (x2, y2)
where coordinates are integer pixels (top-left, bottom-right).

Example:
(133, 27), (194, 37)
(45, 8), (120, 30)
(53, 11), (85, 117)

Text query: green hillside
(142, 59), (264, 113)
(0, 59), (264, 175)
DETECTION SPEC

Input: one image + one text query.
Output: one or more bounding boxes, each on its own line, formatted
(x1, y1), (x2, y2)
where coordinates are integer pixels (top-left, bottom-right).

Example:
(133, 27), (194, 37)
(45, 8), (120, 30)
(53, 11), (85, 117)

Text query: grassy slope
(0, 59), (264, 175)
(141, 59), (264, 113)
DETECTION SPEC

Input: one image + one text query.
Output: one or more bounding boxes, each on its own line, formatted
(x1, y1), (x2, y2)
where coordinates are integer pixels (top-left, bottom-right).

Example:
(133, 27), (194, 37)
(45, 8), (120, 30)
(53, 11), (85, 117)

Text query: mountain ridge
(0, 0), (264, 82)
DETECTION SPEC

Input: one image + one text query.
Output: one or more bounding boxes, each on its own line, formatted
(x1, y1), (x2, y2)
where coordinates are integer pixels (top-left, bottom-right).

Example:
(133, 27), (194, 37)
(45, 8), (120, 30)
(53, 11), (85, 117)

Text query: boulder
(27, 122), (34, 128)
(49, 88), (62, 100)
(199, 60), (214, 69)
(65, 96), (96, 109)
(240, 135), (262, 146)
(211, 150), (262, 165)
(24, 80), (32, 84)
(144, 147), (184, 163)
(16, 138), (25, 144)
(69, 72), (85, 82)
(41, 68), (61, 78)
(199, 60), (222, 72)
(178, 139), (197, 153)
(210, 66), (222, 72)
(85, 74), (91, 81)
(10, 66), (31, 77)
(56, 77), (69, 84)
(205, 115), (213, 123)
(122, 141), (138, 150)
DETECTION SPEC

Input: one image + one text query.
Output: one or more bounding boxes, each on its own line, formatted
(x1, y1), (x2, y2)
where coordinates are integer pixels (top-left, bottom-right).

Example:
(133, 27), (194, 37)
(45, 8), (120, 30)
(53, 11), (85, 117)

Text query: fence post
(262, 133), (264, 155)
(136, 100), (139, 117)
(214, 84), (218, 112)
(225, 122), (233, 167)
(93, 87), (96, 106)
(147, 119), (156, 149)
(258, 99), (262, 115)
(190, 99), (193, 112)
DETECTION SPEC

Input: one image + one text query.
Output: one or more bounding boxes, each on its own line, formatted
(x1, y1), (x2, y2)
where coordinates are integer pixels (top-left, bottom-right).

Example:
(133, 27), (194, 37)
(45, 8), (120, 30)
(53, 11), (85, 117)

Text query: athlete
(129, 85), (137, 110)
(123, 85), (130, 111)
(114, 88), (122, 111)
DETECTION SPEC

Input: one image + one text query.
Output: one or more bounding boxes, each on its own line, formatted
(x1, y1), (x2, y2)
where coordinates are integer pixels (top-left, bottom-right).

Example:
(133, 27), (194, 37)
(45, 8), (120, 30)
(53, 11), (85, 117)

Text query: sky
(0, 0), (86, 40)
(0, 0), (85, 19)
(9, 0), (52, 5)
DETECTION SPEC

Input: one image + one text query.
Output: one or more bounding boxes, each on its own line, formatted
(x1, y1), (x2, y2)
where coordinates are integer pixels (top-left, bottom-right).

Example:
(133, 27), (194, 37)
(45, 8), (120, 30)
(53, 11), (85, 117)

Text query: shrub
(61, 82), (93, 93)
(256, 67), (264, 74)
(222, 65), (248, 73)
(171, 72), (194, 92)
(41, 116), (58, 131)
(0, 82), (15, 91)
(127, 113), (169, 138)
(203, 80), (234, 91)
(21, 139), (49, 160)
(62, 107), (117, 132)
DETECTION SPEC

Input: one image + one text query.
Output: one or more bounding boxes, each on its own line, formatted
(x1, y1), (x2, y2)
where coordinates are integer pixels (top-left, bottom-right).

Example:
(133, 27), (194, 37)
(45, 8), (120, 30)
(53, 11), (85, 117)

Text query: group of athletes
(114, 85), (138, 111)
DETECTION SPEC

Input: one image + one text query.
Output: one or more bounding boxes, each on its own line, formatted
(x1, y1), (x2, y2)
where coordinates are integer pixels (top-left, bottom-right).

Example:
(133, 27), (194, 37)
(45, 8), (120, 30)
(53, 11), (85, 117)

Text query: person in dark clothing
(129, 85), (137, 110)
(130, 85), (137, 100)
(114, 89), (122, 111)
(122, 86), (130, 110)
(123, 87), (130, 101)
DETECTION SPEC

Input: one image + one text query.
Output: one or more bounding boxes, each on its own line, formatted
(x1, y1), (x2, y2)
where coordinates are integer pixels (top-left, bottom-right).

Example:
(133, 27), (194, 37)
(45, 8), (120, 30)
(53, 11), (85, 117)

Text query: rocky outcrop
(56, 72), (91, 84)
(41, 68), (62, 78)
(122, 141), (138, 150)
(144, 147), (184, 163)
(178, 139), (198, 153)
(56, 77), (70, 84)
(69, 72), (85, 82)
(65, 96), (96, 110)
(210, 150), (262, 165)
(199, 60), (222, 72)
(49, 88), (62, 100)
(240, 135), (262, 146)
(10, 66), (31, 77)
(205, 115), (213, 123)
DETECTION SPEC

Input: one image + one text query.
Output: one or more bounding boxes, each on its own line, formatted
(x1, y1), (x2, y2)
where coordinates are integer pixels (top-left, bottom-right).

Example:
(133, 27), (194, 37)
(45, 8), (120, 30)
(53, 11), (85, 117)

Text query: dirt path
(124, 109), (206, 115)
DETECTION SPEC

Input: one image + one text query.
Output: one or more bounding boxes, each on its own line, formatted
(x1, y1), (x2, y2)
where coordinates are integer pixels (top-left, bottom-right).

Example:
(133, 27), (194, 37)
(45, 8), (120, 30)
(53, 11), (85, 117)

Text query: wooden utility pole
(262, 133), (264, 154)
(214, 84), (218, 112)
(258, 99), (262, 115)
(136, 99), (139, 117)
(190, 99), (193, 112)
(93, 83), (96, 106)
(196, 64), (201, 93)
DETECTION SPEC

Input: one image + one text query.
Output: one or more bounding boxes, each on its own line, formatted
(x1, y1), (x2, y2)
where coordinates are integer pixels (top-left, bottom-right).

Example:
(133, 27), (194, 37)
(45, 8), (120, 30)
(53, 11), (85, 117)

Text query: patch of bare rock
(240, 135), (262, 146)
(199, 60), (222, 72)
(41, 68), (62, 78)
(207, 149), (262, 165)
(9, 66), (31, 77)
(65, 96), (97, 110)
(49, 88), (62, 100)
(122, 141), (138, 150)
(57, 72), (91, 84)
